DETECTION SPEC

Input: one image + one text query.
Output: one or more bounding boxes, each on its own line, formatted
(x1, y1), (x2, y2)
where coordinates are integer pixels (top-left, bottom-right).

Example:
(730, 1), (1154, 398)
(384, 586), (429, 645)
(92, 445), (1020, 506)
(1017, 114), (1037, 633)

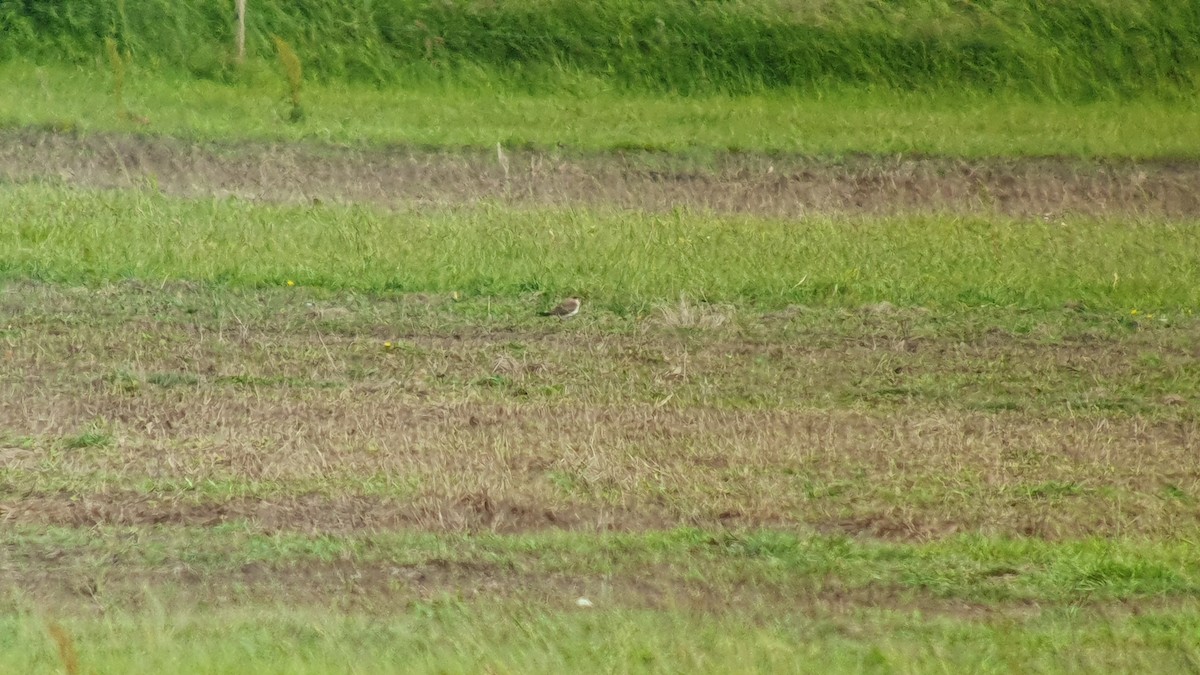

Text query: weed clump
(103, 36), (126, 118)
(273, 35), (304, 122)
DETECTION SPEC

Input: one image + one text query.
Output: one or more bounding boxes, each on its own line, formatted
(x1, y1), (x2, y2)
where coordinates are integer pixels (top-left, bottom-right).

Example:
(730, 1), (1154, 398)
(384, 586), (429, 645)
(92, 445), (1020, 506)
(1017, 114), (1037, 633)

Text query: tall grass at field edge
(1, 0), (1198, 99)
(4, 61), (1199, 158)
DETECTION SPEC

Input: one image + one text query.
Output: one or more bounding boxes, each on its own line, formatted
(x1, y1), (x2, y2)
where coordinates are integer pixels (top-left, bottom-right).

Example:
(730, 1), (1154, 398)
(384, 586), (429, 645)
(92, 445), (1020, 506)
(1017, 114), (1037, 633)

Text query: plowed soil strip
(3, 129), (1199, 218)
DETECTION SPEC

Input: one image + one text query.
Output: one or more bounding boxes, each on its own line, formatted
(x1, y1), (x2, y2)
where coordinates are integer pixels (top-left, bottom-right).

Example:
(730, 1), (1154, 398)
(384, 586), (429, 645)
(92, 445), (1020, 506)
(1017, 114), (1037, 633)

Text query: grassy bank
(2, 62), (1199, 158)
(2, 183), (1198, 312)
(3, 1), (1198, 98)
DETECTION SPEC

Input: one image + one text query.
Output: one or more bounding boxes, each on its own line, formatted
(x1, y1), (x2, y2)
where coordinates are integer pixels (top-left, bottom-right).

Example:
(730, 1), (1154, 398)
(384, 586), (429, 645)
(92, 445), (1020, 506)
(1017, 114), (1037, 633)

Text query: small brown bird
(541, 297), (581, 318)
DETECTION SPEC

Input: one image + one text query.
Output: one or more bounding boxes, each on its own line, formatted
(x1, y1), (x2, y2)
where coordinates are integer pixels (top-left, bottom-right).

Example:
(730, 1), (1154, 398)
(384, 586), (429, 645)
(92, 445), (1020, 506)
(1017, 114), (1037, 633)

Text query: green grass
(5, 0), (1199, 99)
(2, 183), (1198, 312)
(3, 62), (1199, 157)
(5, 604), (1197, 674)
(2, 526), (1199, 673)
(61, 430), (113, 450)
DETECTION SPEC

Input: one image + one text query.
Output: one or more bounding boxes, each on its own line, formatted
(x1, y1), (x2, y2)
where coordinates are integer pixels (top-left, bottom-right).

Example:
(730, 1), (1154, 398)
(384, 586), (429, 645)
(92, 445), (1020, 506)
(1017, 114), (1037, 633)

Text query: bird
(541, 297), (581, 318)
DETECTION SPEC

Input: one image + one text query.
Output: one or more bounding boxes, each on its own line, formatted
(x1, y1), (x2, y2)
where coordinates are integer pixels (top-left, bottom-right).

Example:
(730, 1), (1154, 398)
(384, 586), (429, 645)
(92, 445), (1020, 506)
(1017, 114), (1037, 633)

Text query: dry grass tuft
(103, 37), (126, 120)
(652, 295), (733, 329)
(272, 36), (304, 123)
(46, 621), (80, 675)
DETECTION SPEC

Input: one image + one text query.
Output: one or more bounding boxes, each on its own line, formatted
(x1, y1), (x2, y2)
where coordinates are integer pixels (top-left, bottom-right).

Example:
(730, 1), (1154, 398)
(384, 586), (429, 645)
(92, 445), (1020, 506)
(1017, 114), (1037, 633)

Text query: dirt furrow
(3, 129), (1199, 218)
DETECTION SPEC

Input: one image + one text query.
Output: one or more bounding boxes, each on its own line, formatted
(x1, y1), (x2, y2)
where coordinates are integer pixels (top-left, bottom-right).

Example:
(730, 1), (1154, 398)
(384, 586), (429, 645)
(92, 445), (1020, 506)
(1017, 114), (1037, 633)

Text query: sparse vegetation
(2, 273), (1199, 669)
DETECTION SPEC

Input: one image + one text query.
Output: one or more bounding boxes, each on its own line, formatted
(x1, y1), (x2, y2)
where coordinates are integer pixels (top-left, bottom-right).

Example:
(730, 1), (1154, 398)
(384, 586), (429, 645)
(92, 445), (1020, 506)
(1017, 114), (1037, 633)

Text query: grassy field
(3, 62), (1200, 158)
(2, 186), (1199, 670)
(3, 1), (1200, 670)
(5, 0), (1199, 159)
(1, 279), (1199, 671)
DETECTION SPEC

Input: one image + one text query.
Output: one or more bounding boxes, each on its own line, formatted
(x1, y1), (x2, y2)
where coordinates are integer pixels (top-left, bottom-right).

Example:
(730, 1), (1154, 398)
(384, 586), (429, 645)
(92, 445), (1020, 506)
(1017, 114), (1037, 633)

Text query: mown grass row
(2, 184), (1198, 312)
(6, 526), (1200, 606)
(5, 62), (1200, 158)
(3, 0), (1198, 98)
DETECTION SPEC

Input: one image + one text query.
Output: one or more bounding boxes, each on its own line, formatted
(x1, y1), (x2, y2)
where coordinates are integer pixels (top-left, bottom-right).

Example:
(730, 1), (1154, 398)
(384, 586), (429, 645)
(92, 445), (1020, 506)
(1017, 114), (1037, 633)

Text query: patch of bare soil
(0, 490), (676, 534)
(3, 129), (1199, 218)
(1, 542), (1040, 621)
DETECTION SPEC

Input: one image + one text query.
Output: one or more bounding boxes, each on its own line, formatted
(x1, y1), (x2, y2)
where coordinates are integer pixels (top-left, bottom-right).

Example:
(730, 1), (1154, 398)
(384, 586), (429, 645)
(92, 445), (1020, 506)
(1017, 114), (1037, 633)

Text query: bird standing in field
(541, 297), (581, 318)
